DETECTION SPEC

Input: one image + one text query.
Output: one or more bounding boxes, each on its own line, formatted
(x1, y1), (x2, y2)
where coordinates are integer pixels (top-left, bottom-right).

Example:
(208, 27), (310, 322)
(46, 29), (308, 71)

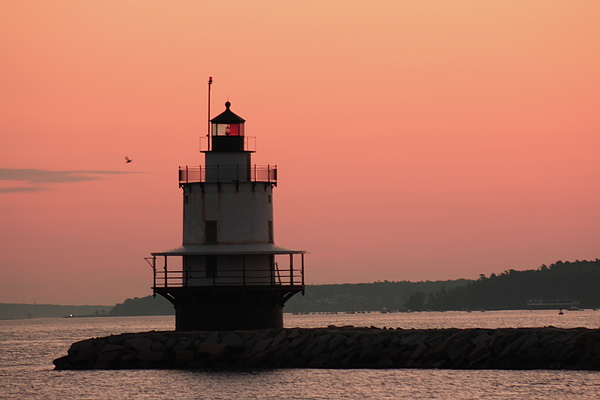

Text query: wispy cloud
(0, 186), (46, 194)
(0, 283), (40, 291)
(0, 168), (140, 194)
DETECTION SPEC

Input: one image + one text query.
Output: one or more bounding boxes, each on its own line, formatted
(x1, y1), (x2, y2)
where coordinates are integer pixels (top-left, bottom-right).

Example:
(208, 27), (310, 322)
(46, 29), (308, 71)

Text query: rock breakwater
(54, 326), (600, 370)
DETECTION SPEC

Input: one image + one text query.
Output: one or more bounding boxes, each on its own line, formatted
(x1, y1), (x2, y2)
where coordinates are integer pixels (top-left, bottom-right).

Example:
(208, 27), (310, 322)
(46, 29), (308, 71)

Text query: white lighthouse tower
(148, 98), (305, 331)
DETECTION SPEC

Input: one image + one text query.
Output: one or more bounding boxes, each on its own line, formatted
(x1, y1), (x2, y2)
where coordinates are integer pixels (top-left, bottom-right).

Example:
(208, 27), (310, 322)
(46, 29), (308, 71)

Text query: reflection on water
(25, 367), (600, 400)
(1, 311), (600, 399)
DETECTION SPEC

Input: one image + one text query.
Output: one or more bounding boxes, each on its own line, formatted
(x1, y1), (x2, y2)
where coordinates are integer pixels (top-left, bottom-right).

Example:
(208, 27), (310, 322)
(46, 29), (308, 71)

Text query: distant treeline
(0, 298), (173, 320)
(109, 295), (174, 316)
(108, 259), (600, 314)
(3, 259), (599, 319)
(284, 279), (470, 313)
(406, 259), (600, 311)
(0, 304), (110, 320)
(105, 280), (470, 316)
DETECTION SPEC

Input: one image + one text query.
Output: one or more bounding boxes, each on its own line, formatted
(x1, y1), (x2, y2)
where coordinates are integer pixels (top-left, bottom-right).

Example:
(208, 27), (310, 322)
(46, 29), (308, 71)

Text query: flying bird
(125, 156), (132, 163)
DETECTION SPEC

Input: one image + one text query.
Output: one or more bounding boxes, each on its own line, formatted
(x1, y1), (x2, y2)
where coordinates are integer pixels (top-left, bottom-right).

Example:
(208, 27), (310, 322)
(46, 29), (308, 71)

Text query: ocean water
(2, 310), (600, 399)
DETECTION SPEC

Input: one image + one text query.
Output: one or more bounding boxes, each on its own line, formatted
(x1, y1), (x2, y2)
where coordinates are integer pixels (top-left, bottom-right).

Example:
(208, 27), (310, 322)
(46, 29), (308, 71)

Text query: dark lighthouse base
(155, 286), (302, 331)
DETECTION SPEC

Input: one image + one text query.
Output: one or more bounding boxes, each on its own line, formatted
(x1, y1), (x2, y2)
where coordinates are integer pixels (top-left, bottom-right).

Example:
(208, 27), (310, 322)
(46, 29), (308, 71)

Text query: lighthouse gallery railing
(179, 165), (277, 184)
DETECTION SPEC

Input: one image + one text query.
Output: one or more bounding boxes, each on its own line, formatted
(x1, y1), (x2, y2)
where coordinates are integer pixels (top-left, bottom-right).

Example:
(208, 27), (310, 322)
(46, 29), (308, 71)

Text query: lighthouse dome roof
(210, 101), (246, 124)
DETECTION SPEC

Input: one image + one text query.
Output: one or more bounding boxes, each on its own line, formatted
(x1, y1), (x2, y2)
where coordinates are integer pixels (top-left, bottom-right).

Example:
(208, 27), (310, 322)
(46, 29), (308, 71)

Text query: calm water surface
(2, 310), (600, 399)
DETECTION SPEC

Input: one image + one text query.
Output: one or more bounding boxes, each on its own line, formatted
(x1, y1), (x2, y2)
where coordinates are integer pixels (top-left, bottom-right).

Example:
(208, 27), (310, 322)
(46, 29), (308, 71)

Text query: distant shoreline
(0, 303), (111, 320)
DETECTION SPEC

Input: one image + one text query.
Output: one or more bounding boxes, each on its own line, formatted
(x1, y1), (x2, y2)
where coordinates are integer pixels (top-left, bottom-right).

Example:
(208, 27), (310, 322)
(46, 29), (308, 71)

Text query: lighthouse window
(206, 221), (218, 243)
(268, 220), (274, 243)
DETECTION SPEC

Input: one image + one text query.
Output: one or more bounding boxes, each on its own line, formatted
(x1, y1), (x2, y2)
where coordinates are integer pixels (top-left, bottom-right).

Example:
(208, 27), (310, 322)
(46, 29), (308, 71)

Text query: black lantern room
(210, 101), (248, 152)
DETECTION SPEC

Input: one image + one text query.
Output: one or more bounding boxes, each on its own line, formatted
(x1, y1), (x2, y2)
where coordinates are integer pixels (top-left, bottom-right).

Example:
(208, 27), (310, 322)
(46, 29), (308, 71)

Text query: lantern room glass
(213, 123), (244, 136)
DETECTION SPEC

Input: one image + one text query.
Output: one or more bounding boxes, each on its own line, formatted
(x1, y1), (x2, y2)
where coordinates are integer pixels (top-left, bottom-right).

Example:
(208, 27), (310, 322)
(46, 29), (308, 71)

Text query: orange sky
(1, 1), (599, 305)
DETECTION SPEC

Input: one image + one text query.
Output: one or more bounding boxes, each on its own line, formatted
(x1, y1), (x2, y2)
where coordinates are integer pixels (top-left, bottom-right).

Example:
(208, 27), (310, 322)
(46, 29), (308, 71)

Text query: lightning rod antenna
(207, 76), (213, 151)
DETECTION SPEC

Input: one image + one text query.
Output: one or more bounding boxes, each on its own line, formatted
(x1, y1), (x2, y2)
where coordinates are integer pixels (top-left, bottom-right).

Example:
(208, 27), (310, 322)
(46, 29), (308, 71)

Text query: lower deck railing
(147, 257), (304, 289)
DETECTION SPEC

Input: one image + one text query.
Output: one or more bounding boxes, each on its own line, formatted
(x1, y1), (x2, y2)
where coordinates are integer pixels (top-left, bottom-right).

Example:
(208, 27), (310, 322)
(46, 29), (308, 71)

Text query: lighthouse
(147, 99), (306, 331)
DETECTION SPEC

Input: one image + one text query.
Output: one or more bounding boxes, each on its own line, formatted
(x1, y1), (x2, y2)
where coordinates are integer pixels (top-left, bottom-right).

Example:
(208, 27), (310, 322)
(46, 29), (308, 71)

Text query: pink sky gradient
(1, 1), (599, 305)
